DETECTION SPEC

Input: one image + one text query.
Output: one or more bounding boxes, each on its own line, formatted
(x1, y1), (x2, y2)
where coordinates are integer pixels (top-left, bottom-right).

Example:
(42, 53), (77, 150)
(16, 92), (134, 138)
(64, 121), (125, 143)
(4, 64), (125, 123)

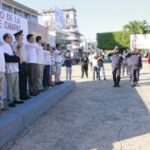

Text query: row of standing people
(0, 30), (65, 112)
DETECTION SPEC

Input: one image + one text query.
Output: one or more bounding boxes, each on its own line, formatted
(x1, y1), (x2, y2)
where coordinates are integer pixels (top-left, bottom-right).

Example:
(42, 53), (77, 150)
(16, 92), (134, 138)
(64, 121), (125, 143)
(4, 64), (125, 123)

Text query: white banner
(130, 34), (150, 49)
(0, 9), (28, 42)
(55, 7), (65, 29)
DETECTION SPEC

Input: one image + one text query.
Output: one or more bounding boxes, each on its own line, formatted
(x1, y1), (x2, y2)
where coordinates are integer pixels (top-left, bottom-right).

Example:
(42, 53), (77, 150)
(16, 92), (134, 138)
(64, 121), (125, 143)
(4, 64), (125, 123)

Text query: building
(0, 0), (40, 23)
(42, 8), (82, 51)
(0, 0), (48, 41)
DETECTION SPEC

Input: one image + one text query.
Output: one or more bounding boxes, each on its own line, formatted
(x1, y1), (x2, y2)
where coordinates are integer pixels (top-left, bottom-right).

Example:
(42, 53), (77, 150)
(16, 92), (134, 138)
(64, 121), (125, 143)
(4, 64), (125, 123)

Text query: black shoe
(20, 96), (31, 100)
(8, 103), (16, 107)
(0, 107), (9, 111)
(104, 78), (107, 80)
(59, 81), (64, 84)
(55, 82), (61, 85)
(30, 92), (38, 96)
(113, 84), (117, 87)
(14, 100), (24, 104)
(116, 84), (120, 87)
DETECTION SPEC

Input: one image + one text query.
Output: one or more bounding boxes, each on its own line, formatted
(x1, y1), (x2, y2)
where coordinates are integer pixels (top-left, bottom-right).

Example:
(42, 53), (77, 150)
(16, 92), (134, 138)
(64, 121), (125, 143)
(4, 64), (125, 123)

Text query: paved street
(2, 62), (150, 150)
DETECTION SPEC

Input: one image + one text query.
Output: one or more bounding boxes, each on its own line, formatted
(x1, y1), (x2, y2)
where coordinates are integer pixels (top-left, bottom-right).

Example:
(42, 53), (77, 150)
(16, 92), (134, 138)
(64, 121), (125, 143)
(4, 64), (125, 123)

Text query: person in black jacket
(3, 33), (24, 107)
(80, 52), (89, 78)
(108, 46), (123, 87)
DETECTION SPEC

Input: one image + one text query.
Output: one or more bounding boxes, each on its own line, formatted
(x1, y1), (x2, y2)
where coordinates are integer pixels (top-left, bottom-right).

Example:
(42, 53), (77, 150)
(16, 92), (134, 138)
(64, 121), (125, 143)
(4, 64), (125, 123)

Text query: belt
(55, 62), (61, 64)
(21, 62), (27, 64)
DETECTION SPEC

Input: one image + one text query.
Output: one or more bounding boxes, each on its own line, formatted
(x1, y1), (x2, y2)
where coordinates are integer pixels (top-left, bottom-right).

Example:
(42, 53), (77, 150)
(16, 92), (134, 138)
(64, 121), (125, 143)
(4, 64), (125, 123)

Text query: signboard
(130, 34), (150, 49)
(0, 9), (28, 42)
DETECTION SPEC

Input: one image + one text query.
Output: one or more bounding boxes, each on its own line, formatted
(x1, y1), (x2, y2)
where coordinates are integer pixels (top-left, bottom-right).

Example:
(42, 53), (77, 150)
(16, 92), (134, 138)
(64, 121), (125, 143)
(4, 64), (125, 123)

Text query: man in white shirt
(13, 30), (30, 100)
(35, 36), (44, 92)
(54, 43), (63, 84)
(25, 34), (38, 96)
(3, 33), (24, 107)
(42, 42), (51, 89)
(0, 41), (8, 111)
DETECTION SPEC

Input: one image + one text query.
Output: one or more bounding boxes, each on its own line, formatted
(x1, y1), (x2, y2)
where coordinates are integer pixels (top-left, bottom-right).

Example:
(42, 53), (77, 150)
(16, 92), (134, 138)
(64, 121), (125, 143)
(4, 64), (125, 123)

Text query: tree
(123, 20), (150, 34)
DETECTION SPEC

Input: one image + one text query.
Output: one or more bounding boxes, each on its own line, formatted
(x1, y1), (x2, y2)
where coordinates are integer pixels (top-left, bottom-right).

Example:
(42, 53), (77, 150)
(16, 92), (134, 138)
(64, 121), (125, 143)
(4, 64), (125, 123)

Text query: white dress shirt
(36, 44), (44, 65)
(54, 49), (62, 63)
(92, 55), (98, 67)
(3, 42), (19, 73)
(43, 50), (51, 65)
(12, 41), (27, 63)
(0, 46), (5, 72)
(25, 42), (37, 63)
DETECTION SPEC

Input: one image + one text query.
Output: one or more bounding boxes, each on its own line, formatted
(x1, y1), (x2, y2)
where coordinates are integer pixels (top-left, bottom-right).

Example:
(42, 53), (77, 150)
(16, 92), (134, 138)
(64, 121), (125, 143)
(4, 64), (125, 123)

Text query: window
(14, 8), (22, 17)
(2, 3), (12, 13)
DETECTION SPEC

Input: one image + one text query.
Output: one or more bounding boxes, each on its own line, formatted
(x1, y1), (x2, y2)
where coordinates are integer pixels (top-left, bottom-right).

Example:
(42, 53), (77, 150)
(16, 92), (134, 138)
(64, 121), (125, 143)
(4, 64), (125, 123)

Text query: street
(2, 62), (150, 150)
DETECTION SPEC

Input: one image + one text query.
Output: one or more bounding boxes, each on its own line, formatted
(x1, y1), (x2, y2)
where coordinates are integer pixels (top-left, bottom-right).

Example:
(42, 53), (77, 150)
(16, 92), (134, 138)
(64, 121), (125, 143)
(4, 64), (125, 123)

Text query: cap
(13, 30), (23, 37)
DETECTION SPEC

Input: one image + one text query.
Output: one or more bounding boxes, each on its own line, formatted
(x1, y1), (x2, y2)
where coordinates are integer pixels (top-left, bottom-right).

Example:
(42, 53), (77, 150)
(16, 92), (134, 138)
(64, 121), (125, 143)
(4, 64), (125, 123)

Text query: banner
(0, 9), (28, 42)
(55, 7), (65, 29)
(130, 34), (150, 49)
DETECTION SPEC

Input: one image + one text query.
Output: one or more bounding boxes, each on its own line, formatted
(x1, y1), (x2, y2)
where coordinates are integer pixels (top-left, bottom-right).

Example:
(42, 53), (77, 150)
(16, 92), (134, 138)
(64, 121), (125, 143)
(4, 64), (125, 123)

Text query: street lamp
(81, 35), (88, 52)
(0, 0), (2, 9)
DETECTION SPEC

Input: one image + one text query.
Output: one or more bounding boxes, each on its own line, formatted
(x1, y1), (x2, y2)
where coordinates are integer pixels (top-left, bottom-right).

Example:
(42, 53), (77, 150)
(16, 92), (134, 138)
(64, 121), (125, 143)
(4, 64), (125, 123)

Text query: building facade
(1, 0), (39, 23)
(42, 8), (82, 51)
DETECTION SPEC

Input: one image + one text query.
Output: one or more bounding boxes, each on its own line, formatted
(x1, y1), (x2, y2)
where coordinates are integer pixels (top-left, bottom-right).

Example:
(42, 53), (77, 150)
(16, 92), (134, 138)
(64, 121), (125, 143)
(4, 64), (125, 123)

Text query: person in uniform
(12, 30), (30, 100)
(108, 46), (123, 87)
(81, 52), (89, 78)
(127, 49), (142, 87)
(54, 43), (63, 84)
(3, 33), (24, 107)
(35, 36), (45, 92)
(25, 34), (38, 96)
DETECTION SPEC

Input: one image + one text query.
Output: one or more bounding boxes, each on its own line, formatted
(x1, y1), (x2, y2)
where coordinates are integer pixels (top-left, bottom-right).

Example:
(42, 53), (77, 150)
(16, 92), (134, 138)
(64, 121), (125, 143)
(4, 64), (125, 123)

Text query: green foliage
(97, 31), (130, 49)
(97, 20), (150, 50)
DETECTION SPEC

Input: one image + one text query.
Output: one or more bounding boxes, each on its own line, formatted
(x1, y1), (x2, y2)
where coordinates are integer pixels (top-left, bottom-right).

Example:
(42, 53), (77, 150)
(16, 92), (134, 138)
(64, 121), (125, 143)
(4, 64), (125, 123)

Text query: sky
(16, 0), (150, 41)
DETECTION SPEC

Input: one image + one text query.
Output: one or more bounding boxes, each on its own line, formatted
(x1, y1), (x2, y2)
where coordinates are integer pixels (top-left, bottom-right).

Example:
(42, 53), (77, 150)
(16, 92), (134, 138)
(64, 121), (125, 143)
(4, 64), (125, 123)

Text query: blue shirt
(65, 56), (72, 68)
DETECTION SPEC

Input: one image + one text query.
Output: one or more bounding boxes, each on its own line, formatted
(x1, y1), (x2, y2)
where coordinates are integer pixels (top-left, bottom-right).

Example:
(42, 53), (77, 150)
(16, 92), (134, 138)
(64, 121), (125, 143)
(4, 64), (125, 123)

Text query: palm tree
(123, 20), (150, 34)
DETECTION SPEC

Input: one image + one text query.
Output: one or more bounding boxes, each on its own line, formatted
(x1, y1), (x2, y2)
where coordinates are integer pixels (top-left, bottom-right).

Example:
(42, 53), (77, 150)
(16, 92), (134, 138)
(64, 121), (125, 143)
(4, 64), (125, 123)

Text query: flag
(55, 7), (65, 29)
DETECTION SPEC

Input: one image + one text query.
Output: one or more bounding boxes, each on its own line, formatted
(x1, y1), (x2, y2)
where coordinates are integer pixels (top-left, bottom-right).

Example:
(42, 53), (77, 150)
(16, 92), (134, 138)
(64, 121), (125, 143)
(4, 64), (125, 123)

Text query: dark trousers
(28, 63), (38, 94)
(81, 64), (88, 78)
(131, 66), (139, 83)
(112, 68), (121, 86)
(93, 66), (98, 80)
(19, 63), (28, 98)
(43, 65), (50, 88)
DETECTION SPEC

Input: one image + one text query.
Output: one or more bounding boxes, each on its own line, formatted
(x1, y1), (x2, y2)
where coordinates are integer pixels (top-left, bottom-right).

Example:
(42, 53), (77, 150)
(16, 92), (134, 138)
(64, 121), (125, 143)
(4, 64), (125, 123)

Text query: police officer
(108, 46), (123, 87)
(13, 30), (30, 100)
(128, 49), (142, 87)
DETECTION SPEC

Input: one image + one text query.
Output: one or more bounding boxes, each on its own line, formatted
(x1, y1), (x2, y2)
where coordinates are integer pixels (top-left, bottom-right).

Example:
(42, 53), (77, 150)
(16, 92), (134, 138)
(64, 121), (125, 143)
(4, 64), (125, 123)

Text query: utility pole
(0, 0), (2, 9)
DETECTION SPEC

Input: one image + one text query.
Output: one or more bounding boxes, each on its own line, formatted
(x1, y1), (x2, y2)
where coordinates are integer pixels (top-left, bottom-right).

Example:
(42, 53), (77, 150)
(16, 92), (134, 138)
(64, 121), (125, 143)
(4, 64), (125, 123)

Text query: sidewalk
(2, 63), (150, 150)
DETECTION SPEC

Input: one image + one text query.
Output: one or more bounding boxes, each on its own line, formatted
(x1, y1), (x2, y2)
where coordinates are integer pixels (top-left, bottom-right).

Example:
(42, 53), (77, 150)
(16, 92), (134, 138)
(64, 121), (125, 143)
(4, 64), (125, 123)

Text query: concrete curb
(0, 81), (76, 148)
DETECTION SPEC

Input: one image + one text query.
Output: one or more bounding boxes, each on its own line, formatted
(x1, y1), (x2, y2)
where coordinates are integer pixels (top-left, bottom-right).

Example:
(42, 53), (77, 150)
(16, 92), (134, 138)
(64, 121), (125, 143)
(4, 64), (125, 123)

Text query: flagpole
(0, 0), (2, 9)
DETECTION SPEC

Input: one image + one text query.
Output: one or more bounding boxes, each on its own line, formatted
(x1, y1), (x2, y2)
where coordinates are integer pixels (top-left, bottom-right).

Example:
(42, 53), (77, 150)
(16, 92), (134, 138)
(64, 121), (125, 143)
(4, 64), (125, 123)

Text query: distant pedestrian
(54, 43), (63, 84)
(89, 51), (93, 71)
(108, 46), (123, 87)
(97, 53), (107, 80)
(65, 50), (72, 81)
(81, 52), (89, 78)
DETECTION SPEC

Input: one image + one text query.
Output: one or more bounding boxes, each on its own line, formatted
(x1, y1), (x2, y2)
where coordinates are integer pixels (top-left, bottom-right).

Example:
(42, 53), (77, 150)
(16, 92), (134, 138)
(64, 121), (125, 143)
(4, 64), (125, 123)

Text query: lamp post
(0, 0), (2, 9)
(81, 35), (88, 53)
